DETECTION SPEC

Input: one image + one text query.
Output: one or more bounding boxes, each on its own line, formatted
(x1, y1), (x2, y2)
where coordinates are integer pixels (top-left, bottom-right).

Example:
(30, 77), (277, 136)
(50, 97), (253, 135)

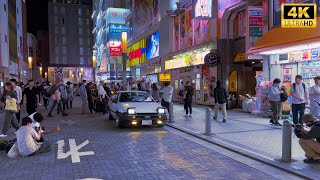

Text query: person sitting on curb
(16, 117), (51, 157)
(294, 114), (320, 163)
(29, 112), (60, 142)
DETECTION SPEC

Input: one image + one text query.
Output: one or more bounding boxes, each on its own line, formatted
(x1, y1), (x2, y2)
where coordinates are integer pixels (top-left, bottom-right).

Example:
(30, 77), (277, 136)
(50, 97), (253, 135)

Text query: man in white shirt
(268, 78), (282, 126)
(161, 82), (174, 113)
(10, 79), (22, 123)
(29, 112), (60, 142)
(16, 117), (51, 156)
(308, 76), (320, 119)
(291, 75), (308, 124)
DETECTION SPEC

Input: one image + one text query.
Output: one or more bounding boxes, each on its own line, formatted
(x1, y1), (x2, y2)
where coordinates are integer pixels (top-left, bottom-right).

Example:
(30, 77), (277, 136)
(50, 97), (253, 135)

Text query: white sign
(57, 139), (95, 163)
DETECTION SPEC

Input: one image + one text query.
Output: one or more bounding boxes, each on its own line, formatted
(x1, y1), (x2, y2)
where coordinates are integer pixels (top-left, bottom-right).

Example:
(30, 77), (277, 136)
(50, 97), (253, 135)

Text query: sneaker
(303, 158), (320, 164)
(189, 115), (192, 117)
(0, 134), (7, 138)
(47, 114), (53, 117)
(275, 122), (282, 126)
(183, 115), (188, 117)
(269, 120), (275, 124)
(222, 119), (227, 123)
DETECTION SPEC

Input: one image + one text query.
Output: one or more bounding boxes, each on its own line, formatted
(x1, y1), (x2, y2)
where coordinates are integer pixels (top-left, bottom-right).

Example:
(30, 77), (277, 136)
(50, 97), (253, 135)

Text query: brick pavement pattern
(0, 98), (302, 179)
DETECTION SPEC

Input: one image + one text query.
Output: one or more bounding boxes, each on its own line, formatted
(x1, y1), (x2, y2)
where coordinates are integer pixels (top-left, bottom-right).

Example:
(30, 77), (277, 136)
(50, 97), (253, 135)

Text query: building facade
(48, 0), (94, 83)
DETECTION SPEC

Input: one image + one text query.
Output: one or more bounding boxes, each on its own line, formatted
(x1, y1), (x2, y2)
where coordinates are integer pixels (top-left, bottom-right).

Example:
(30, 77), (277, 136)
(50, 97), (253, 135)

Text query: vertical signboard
(246, 6), (263, 51)
(146, 31), (159, 60)
(193, 0), (212, 19)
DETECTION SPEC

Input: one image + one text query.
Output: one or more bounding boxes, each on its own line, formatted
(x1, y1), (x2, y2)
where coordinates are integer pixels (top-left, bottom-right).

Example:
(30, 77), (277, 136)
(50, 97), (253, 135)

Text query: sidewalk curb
(165, 123), (314, 180)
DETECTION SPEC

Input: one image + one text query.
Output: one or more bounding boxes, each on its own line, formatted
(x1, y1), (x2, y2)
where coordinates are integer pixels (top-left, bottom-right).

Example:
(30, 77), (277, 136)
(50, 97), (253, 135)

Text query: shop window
(86, 9), (89, 16)
(55, 16), (58, 24)
(54, 7), (57, 14)
(79, 28), (83, 34)
(61, 7), (65, 14)
(80, 48), (83, 55)
(79, 38), (83, 45)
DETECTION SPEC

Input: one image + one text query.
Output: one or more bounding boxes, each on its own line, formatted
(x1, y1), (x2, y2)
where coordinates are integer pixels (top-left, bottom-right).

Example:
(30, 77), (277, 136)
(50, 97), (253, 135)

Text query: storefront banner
(159, 73), (171, 82)
(126, 39), (146, 67)
(193, 0), (212, 19)
(165, 51), (210, 70)
(146, 74), (158, 83)
(100, 58), (107, 73)
(146, 31), (159, 60)
(288, 51), (301, 62)
(109, 40), (122, 56)
(106, 8), (128, 26)
(301, 50), (311, 61)
(229, 71), (237, 92)
(247, 6), (263, 51)
(235, 10), (247, 38)
(108, 24), (129, 37)
(311, 49), (320, 60)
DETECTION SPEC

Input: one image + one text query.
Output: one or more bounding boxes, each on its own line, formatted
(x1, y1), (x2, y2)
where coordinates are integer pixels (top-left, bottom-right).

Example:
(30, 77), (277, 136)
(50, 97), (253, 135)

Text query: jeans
(1, 111), (20, 135)
(30, 141), (51, 156)
(161, 99), (170, 113)
(292, 103), (305, 124)
(270, 101), (281, 123)
(184, 100), (192, 115)
(214, 103), (227, 120)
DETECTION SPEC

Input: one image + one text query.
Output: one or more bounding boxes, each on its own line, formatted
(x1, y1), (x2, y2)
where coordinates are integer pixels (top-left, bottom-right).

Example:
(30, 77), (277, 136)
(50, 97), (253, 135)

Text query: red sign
(249, 16), (262, 26)
(129, 48), (142, 60)
(110, 40), (122, 56)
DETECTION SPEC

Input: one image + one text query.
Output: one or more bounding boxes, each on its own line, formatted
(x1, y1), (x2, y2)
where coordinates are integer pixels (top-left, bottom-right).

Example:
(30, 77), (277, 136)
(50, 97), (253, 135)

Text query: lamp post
(28, 57), (33, 80)
(45, 72), (48, 81)
(92, 55), (96, 83)
(121, 31), (127, 90)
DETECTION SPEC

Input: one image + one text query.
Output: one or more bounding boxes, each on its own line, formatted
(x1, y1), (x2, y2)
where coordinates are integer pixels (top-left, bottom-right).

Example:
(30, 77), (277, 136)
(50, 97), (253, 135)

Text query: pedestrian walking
(161, 82), (173, 112)
(267, 78), (283, 126)
(151, 83), (160, 102)
(80, 80), (89, 114)
(213, 80), (228, 122)
(309, 76), (320, 119)
(24, 80), (37, 115)
(58, 83), (68, 114)
(291, 75), (308, 124)
(0, 82), (20, 138)
(47, 82), (68, 117)
(66, 81), (73, 109)
(10, 79), (22, 123)
(183, 81), (194, 117)
(98, 81), (107, 114)
(178, 81), (184, 104)
(35, 82), (42, 106)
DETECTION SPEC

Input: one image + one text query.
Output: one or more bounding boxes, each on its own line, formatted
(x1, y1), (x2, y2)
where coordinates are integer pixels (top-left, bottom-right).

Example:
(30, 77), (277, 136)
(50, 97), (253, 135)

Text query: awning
(247, 17), (320, 54)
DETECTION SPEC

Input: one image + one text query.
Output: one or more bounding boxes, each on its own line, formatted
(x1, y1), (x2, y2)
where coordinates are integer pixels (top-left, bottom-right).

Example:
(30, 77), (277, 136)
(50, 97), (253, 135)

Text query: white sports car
(108, 91), (168, 128)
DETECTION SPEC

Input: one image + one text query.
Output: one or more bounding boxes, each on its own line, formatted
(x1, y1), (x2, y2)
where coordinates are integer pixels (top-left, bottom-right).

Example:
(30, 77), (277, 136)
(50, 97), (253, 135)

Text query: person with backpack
(308, 76), (320, 119)
(267, 78), (283, 126)
(291, 75), (308, 125)
(213, 80), (228, 123)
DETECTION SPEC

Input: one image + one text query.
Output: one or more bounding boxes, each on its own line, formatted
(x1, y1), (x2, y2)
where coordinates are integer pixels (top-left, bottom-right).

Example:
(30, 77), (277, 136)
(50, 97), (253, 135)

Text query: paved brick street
(168, 103), (320, 179)
(0, 97), (303, 180)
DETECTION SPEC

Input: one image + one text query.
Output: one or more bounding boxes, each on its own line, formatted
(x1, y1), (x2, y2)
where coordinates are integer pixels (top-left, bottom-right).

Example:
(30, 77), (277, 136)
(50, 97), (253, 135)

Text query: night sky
(26, 0), (48, 35)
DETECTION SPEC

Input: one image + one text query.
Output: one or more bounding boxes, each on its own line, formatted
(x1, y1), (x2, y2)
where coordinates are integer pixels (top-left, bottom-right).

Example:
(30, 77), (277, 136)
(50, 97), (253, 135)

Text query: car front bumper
(118, 113), (168, 127)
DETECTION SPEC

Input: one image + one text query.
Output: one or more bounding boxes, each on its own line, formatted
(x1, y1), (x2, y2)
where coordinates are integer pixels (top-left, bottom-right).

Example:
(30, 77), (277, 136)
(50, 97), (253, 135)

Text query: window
(62, 37), (66, 44)
(54, 7), (57, 14)
(87, 48), (91, 55)
(61, 7), (65, 14)
(62, 18), (64, 25)
(62, 47), (67, 54)
(62, 27), (65, 34)
(80, 48), (83, 55)
(55, 47), (59, 55)
(80, 57), (84, 64)
(55, 56), (59, 63)
(79, 28), (83, 34)
(87, 29), (90, 35)
(4, 34), (7, 43)
(79, 38), (83, 45)
(78, 8), (82, 16)
(55, 16), (58, 24)
(88, 57), (91, 65)
(62, 56), (67, 64)
(86, 19), (90, 26)
(55, 27), (59, 34)
(78, 18), (83, 26)
(86, 9), (90, 16)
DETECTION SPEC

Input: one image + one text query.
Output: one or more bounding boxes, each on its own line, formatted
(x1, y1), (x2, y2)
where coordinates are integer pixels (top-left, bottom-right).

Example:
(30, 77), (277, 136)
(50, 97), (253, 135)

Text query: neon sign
(129, 48), (146, 60)
(193, 0), (212, 19)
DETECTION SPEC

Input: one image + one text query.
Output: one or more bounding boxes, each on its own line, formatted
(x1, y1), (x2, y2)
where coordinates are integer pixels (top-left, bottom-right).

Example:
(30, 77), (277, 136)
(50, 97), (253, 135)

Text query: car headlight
(157, 107), (165, 114)
(127, 108), (136, 115)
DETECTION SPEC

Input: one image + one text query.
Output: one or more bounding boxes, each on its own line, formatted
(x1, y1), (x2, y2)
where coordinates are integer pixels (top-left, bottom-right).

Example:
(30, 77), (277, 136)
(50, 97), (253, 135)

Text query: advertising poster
(235, 10), (246, 38)
(132, 0), (160, 38)
(288, 51), (301, 62)
(106, 8), (128, 26)
(202, 65), (210, 91)
(247, 6), (263, 51)
(229, 71), (237, 92)
(301, 50), (311, 61)
(180, 12), (186, 50)
(311, 49), (320, 60)
(109, 40), (122, 56)
(146, 31), (159, 60)
(174, 17), (180, 51)
(193, 0), (212, 19)
(126, 39), (146, 67)
(185, 11), (193, 48)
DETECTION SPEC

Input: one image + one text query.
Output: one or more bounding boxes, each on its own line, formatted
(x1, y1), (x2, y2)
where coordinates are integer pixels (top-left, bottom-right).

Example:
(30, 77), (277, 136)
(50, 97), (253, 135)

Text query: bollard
(282, 120), (292, 162)
(205, 107), (212, 135)
(169, 102), (174, 122)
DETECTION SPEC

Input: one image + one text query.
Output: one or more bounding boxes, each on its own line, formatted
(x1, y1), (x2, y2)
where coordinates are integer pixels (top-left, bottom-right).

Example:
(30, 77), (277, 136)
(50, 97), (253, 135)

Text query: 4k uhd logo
(281, 4), (317, 28)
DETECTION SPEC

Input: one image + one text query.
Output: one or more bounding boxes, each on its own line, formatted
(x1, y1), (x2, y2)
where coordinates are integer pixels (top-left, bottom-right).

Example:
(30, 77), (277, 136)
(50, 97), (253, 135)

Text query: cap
(303, 114), (316, 123)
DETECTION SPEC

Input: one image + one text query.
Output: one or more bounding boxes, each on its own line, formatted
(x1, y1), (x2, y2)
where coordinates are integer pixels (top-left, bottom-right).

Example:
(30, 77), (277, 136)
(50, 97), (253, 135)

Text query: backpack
(280, 91), (288, 102)
(293, 83), (306, 92)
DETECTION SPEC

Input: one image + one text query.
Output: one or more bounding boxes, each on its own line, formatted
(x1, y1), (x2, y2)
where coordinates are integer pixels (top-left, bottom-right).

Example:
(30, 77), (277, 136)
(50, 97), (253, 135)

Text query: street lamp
(45, 72), (47, 79)
(28, 57), (33, 80)
(92, 56), (96, 83)
(121, 31), (127, 90)
(39, 67), (42, 76)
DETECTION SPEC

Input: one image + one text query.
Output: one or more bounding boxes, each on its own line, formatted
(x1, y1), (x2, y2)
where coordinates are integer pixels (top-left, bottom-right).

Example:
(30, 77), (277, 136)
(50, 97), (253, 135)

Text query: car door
(109, 93), (119, 117)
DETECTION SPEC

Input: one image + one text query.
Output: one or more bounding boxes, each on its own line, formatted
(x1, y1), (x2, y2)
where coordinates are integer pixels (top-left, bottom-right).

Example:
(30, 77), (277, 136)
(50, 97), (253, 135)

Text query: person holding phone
(309, 76), (320, 119)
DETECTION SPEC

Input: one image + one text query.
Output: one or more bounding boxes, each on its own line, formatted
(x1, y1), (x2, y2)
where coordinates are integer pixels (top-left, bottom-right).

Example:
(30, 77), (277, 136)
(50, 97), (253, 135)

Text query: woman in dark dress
(183, 81), (194, 118)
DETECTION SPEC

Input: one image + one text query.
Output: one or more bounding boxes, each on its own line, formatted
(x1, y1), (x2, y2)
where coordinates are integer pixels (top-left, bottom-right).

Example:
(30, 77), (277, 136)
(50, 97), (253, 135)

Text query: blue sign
(146, 31), (159, 60)
(108, 24), (128, 37)
(312, 49), (319, 60)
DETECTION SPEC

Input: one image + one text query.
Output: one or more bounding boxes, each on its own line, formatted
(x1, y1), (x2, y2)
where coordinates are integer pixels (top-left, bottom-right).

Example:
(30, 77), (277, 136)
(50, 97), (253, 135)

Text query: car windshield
(119, 92), (154, 102)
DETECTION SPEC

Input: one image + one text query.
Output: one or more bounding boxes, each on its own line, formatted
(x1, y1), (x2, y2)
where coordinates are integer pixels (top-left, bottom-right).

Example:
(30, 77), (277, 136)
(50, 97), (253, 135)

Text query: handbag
(7, 142), (20, 158)
(5, 98), (17, 112)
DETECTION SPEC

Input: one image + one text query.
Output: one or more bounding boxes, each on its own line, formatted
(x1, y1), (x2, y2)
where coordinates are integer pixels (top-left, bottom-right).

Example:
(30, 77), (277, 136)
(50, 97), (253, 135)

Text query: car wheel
(108, 109), (115, 120)
(116, 114), (125, 129)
